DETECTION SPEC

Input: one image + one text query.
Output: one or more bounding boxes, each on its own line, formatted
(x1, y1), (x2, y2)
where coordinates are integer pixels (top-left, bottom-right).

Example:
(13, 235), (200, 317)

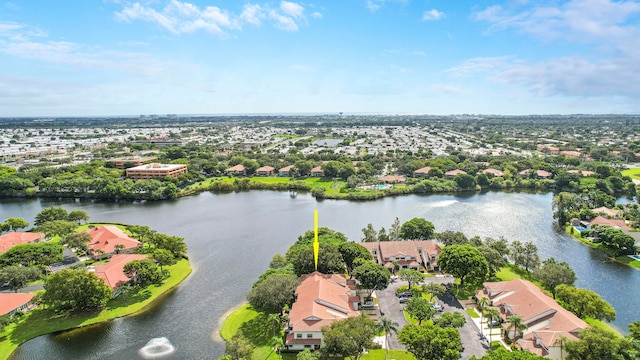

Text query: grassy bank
(621, 168), (640, 181)
(0, 259), (192, 360)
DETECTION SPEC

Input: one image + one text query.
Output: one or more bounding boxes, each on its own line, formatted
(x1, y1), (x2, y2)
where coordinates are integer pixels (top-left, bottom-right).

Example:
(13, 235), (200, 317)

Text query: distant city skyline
(1, 0), (640, 117)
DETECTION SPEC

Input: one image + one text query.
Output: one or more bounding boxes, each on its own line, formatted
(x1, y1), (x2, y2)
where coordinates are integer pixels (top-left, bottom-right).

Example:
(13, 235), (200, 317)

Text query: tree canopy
(246, 273), (299, 314)
(400, 218), (435, 240)
(438, 244), (489, 286)
(352, 261), (390, 297)
(555, 284), (616, 321)
(398, 323), (463, 360)
(0, 265), (40, 292)
(534, 258), (576, 298)
(42, 269), (112, 312)
(321, 314), (377, 360)
(338, 242), (372, 275)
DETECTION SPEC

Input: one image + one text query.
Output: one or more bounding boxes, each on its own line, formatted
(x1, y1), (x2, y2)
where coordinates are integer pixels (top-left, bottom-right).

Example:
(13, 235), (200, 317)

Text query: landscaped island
(0, 208), (191, 360)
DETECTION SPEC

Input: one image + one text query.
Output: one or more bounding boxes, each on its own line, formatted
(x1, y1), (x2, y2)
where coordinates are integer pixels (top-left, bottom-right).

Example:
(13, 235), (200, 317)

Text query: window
(307, 334), (313, 338)
(296, 334), (302, 338)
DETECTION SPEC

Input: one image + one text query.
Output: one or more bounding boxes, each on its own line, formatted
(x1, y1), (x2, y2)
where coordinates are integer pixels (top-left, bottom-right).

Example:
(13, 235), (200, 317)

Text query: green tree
(400, 218), (435, 240)
(361, 223), (378, 242)
(422, 282), (446, 301)
(521, 242), (540, 272)
(377, 316), (399, 360)
(565, 326), (633, 360)
(291, 243), (345, 276)
(0, 242), (64, 267)
(67, 210), (90, 224)
(34, 206), (69, 226)
(438, 244), (489, 286)
(405, 296), (436, 325)
(62, 232), (91, 251)
(296, 349), (317, 360)
(389, 217), (402, 241)
(454, 173), (476, 189)
(42, 269), (111, 312)
(398, 323), (463, 360)
(433, 312), (466, 329)
(398, 269), (425, 290)
(505, 315), (528, 340)
(269, 254), (288, 269)
(534, 258), (576, 298)
(0, 265), (40, 292)
(3, 217), (29, 231)
(472, 348), (547, 359)
(338, 242), (372, 276)
(247, 273), (299, 314)
(34, 220), (78, 238)
(225, 332), (255, 360)
(123, 259), (164, 286)
(435, 230), (468, 246)
(152, 248), (176, 270)
(352, 261), (390, 297)
(150, 234), (188, 259)
(555, 284), (616, 321)
(321, 314), (377, 360)
(485, 307), (501, 344)
(552, 192), (583, 226)
(477, 246), (506, 277)
(477, 296), (489, 329)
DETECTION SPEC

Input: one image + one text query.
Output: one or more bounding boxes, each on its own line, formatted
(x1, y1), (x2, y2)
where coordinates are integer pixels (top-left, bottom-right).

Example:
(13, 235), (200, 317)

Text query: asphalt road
(376, 276), (487, 360)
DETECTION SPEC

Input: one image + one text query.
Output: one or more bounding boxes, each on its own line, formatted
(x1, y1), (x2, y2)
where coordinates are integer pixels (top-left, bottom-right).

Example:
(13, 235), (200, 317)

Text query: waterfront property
(125, 163), (188, 180)
(476, 279), (588, 359)
(0, 232), (45, 253)
(413, 166), (432, 178)
(285, 272), (359, 351)
(278, 165), (294, 177)
(225, 164), (246, 176)
(84, 226), (142, 260)
(444, 169), (467, 179)
(255, 166), (275, 176)
(109, 156), (157, 169)
(481, 168), (504, 177)
(592, 207), (622, 219)
(310, 166), (324, 177)
(91, 253), (149, 297)
(378, 175), (406, 184)
(360, 240), (442, 272)
(0, 293), (36, 316)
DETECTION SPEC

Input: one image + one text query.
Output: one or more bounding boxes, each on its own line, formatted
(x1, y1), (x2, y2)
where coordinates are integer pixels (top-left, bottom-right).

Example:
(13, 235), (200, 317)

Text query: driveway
(376, 276), (487, 359)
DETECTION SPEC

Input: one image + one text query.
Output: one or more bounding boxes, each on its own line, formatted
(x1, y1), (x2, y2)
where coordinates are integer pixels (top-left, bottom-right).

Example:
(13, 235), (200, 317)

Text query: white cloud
(431, 84), (466, 95)
(311, 12), (323, 19)
(422, 9), (445, 21)
(445, 56), (515, 77)
(115, 1), (311, 34)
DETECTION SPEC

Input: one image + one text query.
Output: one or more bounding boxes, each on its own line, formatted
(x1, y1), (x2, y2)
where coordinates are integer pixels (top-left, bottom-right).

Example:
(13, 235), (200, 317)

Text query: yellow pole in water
(314, 210), (319, 271)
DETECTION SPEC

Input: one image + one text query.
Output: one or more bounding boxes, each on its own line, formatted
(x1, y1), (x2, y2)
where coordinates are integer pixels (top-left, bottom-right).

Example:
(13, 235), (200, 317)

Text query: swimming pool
(629, 255), (640, 261)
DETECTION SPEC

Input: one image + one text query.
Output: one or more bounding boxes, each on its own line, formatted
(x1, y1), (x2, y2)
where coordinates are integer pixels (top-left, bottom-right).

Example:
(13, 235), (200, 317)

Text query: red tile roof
(85, 226), (141, 255)
(279, 165), (294, 172)
(413, 167), (432, 175)
(589, 216), (630, 230)
(287, 272), (359, 336)
(0, 232), (45, 253)
(360, 240), (441, 269)
(226, 164), (245, 172)
(93, 254), (148, 289)
(444, 169), (467, 177)
(0, 292), (35, 315)
(256, 166), (275, 172)
(482, 168), (504, 177)
(378, 175), (406, 183)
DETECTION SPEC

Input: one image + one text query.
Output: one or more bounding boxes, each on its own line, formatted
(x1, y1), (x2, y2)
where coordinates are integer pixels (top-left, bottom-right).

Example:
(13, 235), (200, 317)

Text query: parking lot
(375, 276), (487, 359)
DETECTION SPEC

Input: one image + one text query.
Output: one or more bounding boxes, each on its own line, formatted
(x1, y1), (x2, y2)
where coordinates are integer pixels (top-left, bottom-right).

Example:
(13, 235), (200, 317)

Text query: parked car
(487, 319), (501, 327)
(399, 296), (411, 304)
(431, 303), (444, 312)
(1, 281), (9, 288)
(361, 301), (375, 309)
(396, 290), (412, 298)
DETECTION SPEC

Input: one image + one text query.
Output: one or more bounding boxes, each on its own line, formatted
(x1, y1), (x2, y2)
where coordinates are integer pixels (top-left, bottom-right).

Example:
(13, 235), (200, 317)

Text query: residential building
(285, 272), (359, 351)
(518, 169), (553, 179)
(567, 170), (596, 177)
(255, 166), (275, 176)
(0, 232), (46, 253)
(360, 240), (442, 271)
(84, 225), (142, 260)
(561, 150), (582, 158)
(475, 279), (588, 359)
(589, 216), (630, 230)
(0, 293), (35, 316)
(311, 166), (324, 177)
(91, 254), (149, 297)
(592, 207), (622, 219)
(279, 165), (294, 177)
(444, 169), (467, 179)
(225, 164), (246, 176)
(413, 166), (432, 178)
(481, 168), (504, 177)
(125, 163), (187, 180)
(378, 175), (406, 184)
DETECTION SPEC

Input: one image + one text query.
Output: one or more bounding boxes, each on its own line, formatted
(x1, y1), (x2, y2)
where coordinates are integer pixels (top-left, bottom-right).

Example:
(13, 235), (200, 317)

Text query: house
(444, 169), (466, 179)
(588, 216), (630, 231)
(311, 166), (324, 177)
(109, 156), (157, 169)
(413, 166), (432, 178)
(481, 168), (504, 177)
(360, 240), (442, 272)
(378, 175), (406, 184)
(285, 272), (360, 351)
(84, 226), (142, 260)
(225, 164), (246, 176)
(592, 207), (621, 219)
(567, 170), (596, 177)
(560, 150), (581, 158)
(0, 232), (46, 253)
(518, 169), (553, 179)
(0, 292), (36, 316)
(279, 165), (295, 177)
(92, 254), (149, 297)
(125, 163), (188, 180)
(475, 279), (588, 359)
(255, 166), (275, 176)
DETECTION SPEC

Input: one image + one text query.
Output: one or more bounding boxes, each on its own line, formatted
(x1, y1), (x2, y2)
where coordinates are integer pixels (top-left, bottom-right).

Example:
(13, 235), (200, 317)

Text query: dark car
(399, 296), (411, 304)
(487, 319), (501, 327)
(396, 290), (413, 298)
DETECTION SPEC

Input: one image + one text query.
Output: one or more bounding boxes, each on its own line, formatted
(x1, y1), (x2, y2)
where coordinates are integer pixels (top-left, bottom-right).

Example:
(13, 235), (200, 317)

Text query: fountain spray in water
(138, 337), (176, 359)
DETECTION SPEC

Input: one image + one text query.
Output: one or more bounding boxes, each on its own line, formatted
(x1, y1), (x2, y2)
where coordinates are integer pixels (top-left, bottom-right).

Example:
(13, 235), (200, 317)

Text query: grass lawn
(219, 303), (284, 360)
(466, 308), (479, 318)
(362, 349), (416, 360)
(219, 303), (259, 340)
(615, 255), (640, 270)
(585, 318), (623, 337)
(0, 259), (191, 360)
(622, 168), (640, 180)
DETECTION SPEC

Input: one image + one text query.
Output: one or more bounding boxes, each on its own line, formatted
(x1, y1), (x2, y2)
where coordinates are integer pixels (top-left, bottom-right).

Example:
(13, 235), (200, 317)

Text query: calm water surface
(3, 191), (638, 359)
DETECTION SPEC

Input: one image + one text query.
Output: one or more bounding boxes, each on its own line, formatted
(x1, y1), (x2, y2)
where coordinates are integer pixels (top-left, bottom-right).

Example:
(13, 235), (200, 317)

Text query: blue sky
(1, 0), (640, 116)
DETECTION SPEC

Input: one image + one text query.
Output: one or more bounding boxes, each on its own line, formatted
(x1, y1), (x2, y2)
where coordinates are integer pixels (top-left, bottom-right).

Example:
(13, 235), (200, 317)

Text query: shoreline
(0, 259), (192, 360)
(564, 225), (640, 271)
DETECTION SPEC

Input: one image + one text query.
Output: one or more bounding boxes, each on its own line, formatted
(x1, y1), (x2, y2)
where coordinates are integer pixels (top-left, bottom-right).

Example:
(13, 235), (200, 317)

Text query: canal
(2, 191), (638, 359)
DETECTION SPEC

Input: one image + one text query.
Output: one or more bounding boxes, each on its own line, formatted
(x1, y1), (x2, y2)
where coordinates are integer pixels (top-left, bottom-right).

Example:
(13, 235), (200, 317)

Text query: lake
(3, 190), (639, 359)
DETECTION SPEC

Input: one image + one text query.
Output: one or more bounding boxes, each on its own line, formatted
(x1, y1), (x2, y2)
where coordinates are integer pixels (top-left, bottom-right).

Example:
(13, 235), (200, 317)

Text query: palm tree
(267, 313), (282, 337)
(485, 307), (501, 345)
(505, 315), (528, 341)
(377, 316), (399, 360)
(477, 297), (490, 331)
(554, 335), (569, 359)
